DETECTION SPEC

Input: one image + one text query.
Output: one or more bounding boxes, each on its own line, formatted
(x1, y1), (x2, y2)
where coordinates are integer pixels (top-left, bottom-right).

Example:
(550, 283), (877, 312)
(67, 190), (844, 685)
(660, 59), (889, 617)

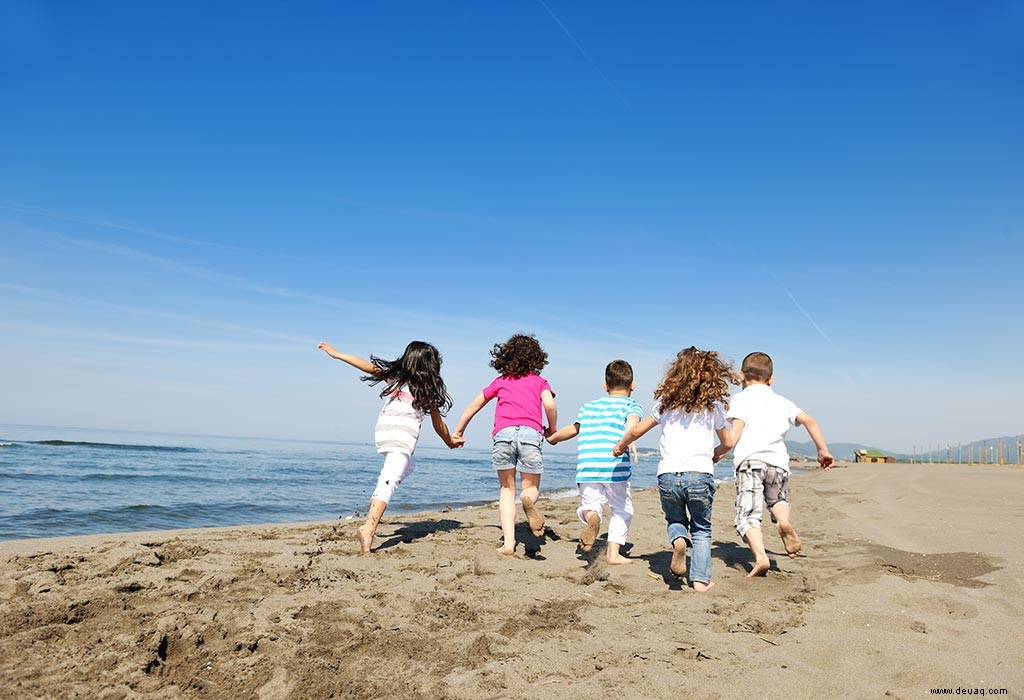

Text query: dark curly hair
(654, 346), (737, 413)
(361, 341), (453, 414)
(489, 334), (548, 378)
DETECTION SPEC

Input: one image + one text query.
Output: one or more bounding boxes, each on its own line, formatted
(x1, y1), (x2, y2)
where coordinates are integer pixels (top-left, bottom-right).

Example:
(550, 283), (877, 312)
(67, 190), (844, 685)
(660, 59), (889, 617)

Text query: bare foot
(356, 524), (374, 553)
(607, 552), (632, 565)
(747, 557), (771, 577)
(669, 540), (688, 579)
(778, 523), (802, 558)
(522, 496), (546, 537)
(496, 544), (515, 556)
(579, 512), (600, 552)
(692, 581), (715, 593)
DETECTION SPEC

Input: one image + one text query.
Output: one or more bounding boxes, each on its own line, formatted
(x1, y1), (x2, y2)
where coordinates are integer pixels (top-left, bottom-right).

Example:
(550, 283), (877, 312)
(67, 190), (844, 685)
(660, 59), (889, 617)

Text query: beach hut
(854, 449), (896, 464)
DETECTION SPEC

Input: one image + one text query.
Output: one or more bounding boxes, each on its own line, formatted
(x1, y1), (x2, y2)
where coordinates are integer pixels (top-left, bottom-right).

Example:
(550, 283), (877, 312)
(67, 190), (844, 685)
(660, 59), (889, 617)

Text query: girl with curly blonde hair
(614, 347), (736, 591)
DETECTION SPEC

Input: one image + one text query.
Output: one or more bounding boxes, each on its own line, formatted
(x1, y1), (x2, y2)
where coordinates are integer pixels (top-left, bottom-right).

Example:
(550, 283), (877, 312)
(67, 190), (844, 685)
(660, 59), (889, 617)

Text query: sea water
(0, 423), (734, 540)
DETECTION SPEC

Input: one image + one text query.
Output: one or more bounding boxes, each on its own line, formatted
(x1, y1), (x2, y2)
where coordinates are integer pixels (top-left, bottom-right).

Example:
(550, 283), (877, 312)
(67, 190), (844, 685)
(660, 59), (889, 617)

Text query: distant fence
(911, 437), (1023, 465)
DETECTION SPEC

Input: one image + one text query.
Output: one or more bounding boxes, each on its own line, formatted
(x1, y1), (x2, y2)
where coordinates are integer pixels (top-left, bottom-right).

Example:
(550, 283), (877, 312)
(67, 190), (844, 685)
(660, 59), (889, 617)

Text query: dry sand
(1, 462), (1022, 699)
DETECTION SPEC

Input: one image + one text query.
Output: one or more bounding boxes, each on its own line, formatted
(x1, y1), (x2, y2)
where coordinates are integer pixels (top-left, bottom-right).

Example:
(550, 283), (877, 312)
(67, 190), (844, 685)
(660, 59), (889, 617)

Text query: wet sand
(1, 462), (1022, 699)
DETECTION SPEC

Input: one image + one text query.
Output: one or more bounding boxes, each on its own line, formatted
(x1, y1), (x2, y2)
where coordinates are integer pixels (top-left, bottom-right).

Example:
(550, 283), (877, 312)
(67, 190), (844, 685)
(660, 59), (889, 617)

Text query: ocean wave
(29, 440), (203, 453)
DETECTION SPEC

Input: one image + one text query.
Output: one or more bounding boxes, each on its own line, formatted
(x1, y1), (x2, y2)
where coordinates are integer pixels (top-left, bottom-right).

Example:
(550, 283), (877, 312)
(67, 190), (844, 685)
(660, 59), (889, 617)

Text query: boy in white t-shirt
(723, 352), (833, 577)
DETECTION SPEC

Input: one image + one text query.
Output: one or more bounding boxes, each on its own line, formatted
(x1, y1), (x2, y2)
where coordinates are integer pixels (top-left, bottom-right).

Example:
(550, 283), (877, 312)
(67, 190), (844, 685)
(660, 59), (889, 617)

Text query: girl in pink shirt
(453, 334), (558, 555)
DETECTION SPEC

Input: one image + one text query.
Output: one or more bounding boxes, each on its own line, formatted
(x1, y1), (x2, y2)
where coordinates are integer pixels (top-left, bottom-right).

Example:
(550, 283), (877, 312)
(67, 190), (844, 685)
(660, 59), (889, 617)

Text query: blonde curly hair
(654, 346), (737, 413)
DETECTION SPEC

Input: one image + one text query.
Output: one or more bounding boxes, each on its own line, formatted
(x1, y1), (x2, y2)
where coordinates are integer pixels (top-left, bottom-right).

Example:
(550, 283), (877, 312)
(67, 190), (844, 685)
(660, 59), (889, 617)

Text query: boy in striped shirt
(548, 360), (643, 564)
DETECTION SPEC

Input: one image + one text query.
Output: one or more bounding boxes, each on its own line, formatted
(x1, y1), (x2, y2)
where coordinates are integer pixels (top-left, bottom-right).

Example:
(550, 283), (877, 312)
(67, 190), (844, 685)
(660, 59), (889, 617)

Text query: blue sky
(1, 2), (1021, 453)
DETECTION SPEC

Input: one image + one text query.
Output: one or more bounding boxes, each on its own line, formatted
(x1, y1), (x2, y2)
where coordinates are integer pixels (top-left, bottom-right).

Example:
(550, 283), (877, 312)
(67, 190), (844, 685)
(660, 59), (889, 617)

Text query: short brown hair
(605, 360), (633, 390)
(741, 352), (773, 382)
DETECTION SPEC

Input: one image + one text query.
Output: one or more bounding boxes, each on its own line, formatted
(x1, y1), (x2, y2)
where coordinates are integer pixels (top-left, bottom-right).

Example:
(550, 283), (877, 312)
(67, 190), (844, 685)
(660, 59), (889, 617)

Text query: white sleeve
(787, 400), (803, 426)
(713, 404), (727, 430)
(650, 403), (663, 423)
(726, 393), (746, 423)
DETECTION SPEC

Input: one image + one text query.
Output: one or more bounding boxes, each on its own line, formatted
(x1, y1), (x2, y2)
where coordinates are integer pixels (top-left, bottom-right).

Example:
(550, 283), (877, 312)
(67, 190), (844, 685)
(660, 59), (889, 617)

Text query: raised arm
(541, 389), (557, 437)
(317, 342), (378, 375)
(795, 412), (833, 470)
(452, 392), (491, 441)
(547, 422), (580, 445)
(613, 416), (657, 457)
(430, 408), (463, 449)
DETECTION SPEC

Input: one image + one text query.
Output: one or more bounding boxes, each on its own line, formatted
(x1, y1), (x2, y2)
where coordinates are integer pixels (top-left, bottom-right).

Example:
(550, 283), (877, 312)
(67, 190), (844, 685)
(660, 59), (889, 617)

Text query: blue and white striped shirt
(575, 396), (644, 483)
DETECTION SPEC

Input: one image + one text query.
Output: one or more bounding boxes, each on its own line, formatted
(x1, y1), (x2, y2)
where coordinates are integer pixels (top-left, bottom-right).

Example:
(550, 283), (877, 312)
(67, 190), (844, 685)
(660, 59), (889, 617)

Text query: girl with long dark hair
(318, 340), (462, 552)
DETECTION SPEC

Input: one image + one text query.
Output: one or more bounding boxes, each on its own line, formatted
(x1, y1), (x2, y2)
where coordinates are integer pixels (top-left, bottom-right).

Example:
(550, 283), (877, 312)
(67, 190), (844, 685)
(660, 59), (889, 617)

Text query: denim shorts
(492, 426), (544, 474)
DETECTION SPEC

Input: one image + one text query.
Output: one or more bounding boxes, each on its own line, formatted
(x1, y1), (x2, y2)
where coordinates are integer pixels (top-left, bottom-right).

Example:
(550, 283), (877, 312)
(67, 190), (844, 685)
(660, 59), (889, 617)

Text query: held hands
(818, 448), (834, 471)
(612, 441), (627, 458)
(449, 433), (465, 449)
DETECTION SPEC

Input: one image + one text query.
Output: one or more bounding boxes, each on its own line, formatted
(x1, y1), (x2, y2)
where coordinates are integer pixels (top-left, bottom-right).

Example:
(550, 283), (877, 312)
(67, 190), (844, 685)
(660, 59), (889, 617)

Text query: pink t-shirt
(483, 374), (553, 436)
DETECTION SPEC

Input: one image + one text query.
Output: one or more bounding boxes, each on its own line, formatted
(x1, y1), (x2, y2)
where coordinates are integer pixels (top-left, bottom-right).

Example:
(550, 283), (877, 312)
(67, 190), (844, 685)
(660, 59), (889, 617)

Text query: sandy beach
(1, 461), (1022, 699)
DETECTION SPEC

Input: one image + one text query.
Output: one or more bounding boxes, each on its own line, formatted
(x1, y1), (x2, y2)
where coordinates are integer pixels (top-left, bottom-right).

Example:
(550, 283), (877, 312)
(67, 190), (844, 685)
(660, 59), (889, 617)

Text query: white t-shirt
(650, 403), (727, 476)
(726, 384), (802, 471)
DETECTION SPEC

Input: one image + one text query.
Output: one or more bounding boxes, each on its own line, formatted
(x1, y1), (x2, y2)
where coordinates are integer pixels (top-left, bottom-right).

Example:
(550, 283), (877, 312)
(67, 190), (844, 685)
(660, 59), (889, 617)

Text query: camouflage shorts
(733, 459), (789, 537)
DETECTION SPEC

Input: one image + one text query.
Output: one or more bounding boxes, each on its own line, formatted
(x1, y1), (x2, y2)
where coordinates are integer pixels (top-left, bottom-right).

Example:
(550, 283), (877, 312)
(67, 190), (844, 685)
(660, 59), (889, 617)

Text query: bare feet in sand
(496, 544), (515, 556)
(522, 496), (546, 537)
(692, 581), (715, 592)
(778, 523), (802, 557)
(357, 524), (374, 553)
(747, 557), (771, 577)
(579, 512), (600, 552)
(669, 539), (688, 579)
(607, 552), (632, 565)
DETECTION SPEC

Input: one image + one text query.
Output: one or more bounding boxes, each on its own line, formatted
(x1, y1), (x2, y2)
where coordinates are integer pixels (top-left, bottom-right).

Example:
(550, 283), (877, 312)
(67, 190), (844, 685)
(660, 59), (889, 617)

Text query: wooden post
(958, 442), (962, 464)
(968, 442), (972, 465)
(946, 444), (951, 464)
(999, 438), (1004, 466)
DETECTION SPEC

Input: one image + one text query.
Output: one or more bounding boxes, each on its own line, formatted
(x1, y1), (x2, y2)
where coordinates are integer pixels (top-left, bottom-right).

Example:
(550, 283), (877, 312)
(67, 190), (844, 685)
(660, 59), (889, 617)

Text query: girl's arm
(712, 426), (734, 463)
(541, 389), (557, 437)
(547, 422), (580, 445)
(452, 393), (491, 441)
(430, 408), (463, 449)
(795, 412), (834, 470)
(317, 342), (378, 375)
(613, 416), (657, 457)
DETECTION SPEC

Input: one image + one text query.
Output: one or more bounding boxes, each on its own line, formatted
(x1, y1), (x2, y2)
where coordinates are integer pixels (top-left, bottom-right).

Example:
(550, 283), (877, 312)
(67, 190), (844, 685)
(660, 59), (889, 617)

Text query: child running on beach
(317, 341), (462, 553)
(723, 352), (833, 576)
(615, 347), (735, 592)
(452, 334), (557, 555)
(724, 352), (835, 577)
(548, 360), (643, 565)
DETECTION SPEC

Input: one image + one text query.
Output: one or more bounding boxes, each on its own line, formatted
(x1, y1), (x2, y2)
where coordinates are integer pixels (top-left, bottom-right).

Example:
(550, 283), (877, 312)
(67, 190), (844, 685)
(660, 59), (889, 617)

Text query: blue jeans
(658, 472), (716, 585)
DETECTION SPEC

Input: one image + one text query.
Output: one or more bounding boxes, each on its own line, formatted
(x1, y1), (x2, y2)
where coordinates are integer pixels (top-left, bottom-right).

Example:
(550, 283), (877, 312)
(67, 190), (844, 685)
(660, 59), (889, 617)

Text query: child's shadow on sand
(376, 519), (464, 550)
(488, 522), (560, 560)
(640, 540), (782, 587)
(713, 540), (784, 575)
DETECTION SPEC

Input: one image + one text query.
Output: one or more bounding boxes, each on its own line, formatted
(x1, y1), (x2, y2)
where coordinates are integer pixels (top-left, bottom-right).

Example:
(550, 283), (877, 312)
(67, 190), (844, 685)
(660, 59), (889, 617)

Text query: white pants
(576, 481), (633, 545)
(371, 452), (416, 505)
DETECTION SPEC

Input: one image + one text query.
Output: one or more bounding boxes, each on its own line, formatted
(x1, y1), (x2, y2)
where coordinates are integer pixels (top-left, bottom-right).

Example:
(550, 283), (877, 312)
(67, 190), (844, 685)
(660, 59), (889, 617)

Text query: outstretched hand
(317, 341), (336, 355)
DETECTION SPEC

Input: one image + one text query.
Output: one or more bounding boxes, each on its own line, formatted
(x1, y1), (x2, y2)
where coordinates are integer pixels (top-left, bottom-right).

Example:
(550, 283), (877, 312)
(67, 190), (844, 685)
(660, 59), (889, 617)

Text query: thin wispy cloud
(0, 201), (347, 270)
(0, 322), (303, 354)
(536, 0), (630, 108)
